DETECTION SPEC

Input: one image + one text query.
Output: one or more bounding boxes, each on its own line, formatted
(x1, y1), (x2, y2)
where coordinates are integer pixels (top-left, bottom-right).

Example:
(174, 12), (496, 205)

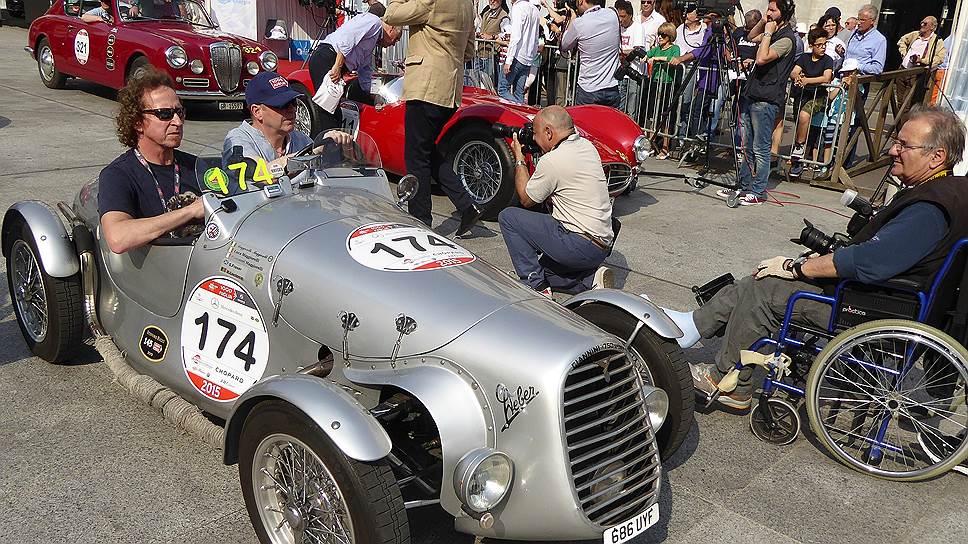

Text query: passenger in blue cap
(222, 71), (350, 171)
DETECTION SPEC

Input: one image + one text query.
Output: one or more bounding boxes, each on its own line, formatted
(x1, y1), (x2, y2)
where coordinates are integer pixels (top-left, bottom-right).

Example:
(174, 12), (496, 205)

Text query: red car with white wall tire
(281, 65), (651, 220)
(27, 0), (277, 110)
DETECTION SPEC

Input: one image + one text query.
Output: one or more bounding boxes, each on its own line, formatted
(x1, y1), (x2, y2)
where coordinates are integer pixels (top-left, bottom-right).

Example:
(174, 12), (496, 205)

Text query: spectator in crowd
(818, 58), (859, 177)
(795, 21), (808, 52)
(932, 35), (953, 105)
(646, 22), (680, 159)
(670, 13), (722, 140)
(384, 0), (482, 236)
(615, 0), (644, 120)
(98, 68), (202, 254)
(308, 10), (403, 131)
(223, 72), (351, 170)
(657, 0), (680, 27)
(837, 15), (857, 43)
(842, 4), (886, 165)
(732, 9), (762, 64)
(896, 16), (946, 109)
(499, 106), (614, 296)
(818, 13), (846, 66)
(477, 0), (511, 85)
(788, 27), (834, 177)
(638, 0), (666, 50)
(503, 0), (541, 103)
(556, 0), (622, 107)
(722, 0), (797, 207)
(673, 8), (704, 138)
(673, 106), (968, 410)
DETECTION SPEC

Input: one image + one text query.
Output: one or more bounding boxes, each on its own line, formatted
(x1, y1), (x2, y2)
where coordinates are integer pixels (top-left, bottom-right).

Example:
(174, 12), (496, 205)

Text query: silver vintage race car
(3, 135), (693, 543)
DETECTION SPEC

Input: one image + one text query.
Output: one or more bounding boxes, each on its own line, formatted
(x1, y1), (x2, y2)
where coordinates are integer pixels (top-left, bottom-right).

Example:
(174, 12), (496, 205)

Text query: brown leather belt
(575, 231), (610, 251)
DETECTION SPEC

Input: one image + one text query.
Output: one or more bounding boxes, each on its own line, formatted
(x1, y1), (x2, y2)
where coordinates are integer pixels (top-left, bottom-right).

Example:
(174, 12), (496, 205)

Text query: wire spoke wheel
(455, 140), (503, 203)
(253, 433), (355, 544)
(807, 320), (968, 481)
(11, 239), (48, 343)
(294, 99), (313, 139)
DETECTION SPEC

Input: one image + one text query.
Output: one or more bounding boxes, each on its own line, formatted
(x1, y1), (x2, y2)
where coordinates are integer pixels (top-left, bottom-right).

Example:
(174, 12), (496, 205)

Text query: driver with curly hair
(97, 67), (203, 254)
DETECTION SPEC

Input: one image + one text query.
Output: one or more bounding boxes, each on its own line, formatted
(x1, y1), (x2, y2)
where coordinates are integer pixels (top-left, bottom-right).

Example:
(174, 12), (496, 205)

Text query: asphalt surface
(1, 25), (966, 544)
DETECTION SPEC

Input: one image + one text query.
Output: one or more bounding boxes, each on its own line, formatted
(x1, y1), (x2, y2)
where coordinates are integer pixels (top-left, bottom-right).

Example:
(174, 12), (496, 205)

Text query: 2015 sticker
(139, 325), (169, 363)
(346, 222), (476, 272)
(181, 277), (269, 402)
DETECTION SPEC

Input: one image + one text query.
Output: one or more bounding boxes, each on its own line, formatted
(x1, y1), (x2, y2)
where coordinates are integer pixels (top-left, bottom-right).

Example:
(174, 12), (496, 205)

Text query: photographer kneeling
(499, 105), (614, 296)
(660, 106), (968, 410)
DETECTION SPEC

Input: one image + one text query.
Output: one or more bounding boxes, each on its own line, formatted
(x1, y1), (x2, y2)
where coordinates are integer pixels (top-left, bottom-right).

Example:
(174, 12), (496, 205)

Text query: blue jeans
(499, 207), (608, 293)
(737, 98), (778, 198)
(500, 59), (530, 104)
(575, 85), (622, 108)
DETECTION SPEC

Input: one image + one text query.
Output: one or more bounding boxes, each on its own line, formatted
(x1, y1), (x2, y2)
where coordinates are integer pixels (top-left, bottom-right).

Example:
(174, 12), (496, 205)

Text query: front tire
(444, 124), (515, 220)
(573, 303), (695, 458)
(126, 56), (151, 84)
(239, 400), (409, 544)
(37, 38), (67, 89)
(291, 82), (321, 138)
(6, 219), (84, 362)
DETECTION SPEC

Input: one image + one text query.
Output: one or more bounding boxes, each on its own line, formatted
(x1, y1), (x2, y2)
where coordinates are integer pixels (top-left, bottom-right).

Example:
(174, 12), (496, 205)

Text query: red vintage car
(27, 0), (278, 110)
(282, 65), (650, 219)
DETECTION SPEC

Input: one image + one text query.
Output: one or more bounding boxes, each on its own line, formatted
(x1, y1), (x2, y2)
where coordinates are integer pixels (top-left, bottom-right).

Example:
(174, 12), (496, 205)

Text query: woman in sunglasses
(98, 68), (204, 254)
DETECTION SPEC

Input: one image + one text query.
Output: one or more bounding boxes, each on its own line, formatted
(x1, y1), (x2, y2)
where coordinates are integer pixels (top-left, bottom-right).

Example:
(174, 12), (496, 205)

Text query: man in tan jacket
(385, 0), (482, 236)
(895, 16), (946, 110)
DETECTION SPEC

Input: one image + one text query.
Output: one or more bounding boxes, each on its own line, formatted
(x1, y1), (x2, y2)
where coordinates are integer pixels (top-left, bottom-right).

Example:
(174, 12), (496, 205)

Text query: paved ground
(1, 26), (966, 544)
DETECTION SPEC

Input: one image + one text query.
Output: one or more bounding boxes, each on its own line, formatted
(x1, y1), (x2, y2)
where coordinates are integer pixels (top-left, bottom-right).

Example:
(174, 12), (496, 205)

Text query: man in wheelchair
(660, 105), (968, 411)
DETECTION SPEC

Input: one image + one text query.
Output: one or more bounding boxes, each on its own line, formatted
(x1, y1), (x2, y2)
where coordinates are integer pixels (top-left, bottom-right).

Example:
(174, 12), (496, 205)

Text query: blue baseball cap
(245, 72), (302, 108)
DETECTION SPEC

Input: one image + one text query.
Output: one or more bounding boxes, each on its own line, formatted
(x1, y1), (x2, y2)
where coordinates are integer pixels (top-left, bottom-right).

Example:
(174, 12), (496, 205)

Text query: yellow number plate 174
(603, 503), (659, 544)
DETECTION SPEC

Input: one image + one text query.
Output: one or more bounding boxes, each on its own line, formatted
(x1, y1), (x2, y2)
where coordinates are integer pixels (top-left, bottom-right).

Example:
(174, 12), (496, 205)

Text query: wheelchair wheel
(750, 397), (801, 445)
(806, 319), (968, 481)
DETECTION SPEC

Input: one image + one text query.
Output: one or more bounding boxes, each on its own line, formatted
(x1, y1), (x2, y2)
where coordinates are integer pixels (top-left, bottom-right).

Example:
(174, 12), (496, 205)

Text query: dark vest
(851, 175), (968, 289)
(745, 24), (798, 106)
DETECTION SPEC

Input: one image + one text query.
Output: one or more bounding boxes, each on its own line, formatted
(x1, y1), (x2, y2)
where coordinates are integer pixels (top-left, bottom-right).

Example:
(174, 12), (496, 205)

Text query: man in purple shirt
(308, 6), (403, 131)
(670, 21), (721, 138)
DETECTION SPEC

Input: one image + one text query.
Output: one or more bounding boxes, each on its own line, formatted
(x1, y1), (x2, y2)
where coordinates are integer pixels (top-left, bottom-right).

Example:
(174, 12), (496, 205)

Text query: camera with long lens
(493, 122), (539, 153)
(792, 190), (876, 254)
(674, 0), (739, 16)
(555, 0), (578, 11)
(614, 46), (649, 83)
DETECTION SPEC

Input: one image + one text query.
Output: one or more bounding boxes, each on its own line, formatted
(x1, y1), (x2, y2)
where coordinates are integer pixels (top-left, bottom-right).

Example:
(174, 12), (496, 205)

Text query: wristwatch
(792, 256), (808, 279)
(515, 159), (527, 168)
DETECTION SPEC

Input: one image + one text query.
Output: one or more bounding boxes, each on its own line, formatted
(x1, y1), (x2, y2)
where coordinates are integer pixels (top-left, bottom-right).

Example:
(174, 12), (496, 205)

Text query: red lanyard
(133, 149), (180, 211)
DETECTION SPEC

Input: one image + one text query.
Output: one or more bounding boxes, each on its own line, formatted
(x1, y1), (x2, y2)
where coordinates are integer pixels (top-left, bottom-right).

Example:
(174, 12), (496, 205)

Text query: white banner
(212, 0), (257, 40)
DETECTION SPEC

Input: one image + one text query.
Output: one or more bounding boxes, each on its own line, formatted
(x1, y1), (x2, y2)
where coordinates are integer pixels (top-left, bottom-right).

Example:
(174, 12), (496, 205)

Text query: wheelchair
(698, 239), (968, 481)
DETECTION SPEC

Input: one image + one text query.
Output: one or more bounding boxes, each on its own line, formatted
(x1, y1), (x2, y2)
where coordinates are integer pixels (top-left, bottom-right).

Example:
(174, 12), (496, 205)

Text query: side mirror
(397, 174), (418, 207)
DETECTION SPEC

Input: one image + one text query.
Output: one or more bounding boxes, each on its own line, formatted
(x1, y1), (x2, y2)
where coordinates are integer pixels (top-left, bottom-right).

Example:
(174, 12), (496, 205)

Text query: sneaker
(716, 188), (739, 199)
(690, 363), (752, 410)
(739, 193), (766, 206)
(592, 266), (615, 289)
(789, 162), (805, 178)
(655, 151), (670, 160)
(791, 142), (806, 158)
(538, 286), (553, 298)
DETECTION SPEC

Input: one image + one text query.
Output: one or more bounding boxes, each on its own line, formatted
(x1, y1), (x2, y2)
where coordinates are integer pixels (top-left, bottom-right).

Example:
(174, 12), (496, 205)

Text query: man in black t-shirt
(789, 27), (834, 165)
(98, 68), (203, 254)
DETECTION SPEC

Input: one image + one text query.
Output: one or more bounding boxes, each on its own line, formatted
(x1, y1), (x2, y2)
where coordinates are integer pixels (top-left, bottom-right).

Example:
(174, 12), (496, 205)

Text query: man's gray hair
(909, 104), (967, 169)
(536, 105), (575, 132)
(925, 16), (938, 30)
(745, 9), (762, 27)
(859, 4), (878, 21)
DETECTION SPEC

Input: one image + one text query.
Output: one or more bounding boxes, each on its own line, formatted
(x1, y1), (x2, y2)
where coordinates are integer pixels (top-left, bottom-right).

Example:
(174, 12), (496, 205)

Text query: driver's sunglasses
(142, 107), (187, 121)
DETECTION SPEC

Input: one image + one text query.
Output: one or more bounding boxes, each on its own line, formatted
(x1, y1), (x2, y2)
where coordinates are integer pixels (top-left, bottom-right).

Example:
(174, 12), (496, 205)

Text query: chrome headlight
(165, 46), (188, 69)
(246, 61), (260, 75)
(633, 135), (652, 163)
(641, 384), (668, 433)
(260, 51), (278, 71)
(453, 449), (513, 513)
(189, 59), (204, 74)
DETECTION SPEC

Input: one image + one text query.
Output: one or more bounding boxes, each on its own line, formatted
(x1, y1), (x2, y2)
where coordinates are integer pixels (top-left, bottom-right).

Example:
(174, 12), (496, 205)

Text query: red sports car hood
(123, 21), (263, 48)
(465, 93), (634, 165)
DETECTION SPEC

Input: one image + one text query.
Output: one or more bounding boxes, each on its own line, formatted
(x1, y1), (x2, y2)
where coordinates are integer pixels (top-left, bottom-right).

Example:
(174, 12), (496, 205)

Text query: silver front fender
(222, 374), (392, 465)
(2, 201), (79, 278)
(564, 288), (683, 340)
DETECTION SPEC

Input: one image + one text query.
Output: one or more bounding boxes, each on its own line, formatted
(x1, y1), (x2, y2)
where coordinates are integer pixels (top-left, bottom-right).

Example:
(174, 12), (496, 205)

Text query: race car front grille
(209, 42), (242, 93)
(182, 78), (210, 88)
(562, 347), (660, 527)
(605, 164), (633, 194)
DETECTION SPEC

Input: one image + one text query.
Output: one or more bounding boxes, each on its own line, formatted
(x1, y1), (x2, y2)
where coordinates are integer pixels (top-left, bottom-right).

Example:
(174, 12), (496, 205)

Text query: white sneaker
(791, 143), (806, 158)
(716, 188), (739, 199)
(592, 266), (615, 289)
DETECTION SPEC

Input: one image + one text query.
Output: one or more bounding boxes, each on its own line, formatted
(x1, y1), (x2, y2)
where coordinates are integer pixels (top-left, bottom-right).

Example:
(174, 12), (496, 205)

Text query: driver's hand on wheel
(316, 130), (353, 148)
(754, 256), (795, 280)
(268, 155), (290, 172)
(188, 197), (205, 220)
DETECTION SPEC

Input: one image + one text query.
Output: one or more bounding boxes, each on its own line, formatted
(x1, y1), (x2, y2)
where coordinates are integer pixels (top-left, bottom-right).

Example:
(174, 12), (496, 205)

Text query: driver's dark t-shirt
(98, 148), (201, 218)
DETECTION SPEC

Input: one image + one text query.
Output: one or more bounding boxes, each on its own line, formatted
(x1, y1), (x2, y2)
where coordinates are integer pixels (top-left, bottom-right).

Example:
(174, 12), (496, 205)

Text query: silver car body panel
(565, 288), (684, 340)
(2, 200), (79, 277)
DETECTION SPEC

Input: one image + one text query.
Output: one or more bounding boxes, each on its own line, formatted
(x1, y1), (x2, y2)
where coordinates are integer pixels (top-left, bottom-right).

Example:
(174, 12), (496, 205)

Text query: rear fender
(285, 67), (316, 95)
(2, 201), (79, 278)
(222, 375), (392, 465)
(437, 103), (531, 150)
(564, 289), (683, 340)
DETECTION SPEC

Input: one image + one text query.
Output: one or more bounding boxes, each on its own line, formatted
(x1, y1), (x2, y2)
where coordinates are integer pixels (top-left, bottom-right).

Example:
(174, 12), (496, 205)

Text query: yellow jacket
(897, 31), (946, 69)
(385, 0), (476, 108)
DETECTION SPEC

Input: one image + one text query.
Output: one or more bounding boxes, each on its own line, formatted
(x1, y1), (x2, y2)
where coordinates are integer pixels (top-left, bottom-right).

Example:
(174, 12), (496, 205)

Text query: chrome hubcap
(12, 240), (48, 342)
(294, 100), (312, 139)
(40, 46), (55, 82)
(455, 140), (502, 203)
(253, 434), (355, 544)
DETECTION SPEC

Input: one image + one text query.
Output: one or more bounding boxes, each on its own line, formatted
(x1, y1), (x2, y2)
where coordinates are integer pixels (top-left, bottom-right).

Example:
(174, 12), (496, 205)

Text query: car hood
(247, 187), (540, 359)
(123, 21), (261, 48)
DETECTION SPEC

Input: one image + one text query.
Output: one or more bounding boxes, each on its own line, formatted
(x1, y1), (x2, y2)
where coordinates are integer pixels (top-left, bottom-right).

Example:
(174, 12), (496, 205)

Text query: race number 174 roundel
(347, 222), (476, 271)
(181, 277), (269, 402)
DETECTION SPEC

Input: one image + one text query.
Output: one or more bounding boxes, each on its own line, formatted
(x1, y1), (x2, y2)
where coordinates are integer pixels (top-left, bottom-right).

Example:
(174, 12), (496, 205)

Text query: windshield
(195, 132), (383, 198)
(121, 0), (214, 26)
